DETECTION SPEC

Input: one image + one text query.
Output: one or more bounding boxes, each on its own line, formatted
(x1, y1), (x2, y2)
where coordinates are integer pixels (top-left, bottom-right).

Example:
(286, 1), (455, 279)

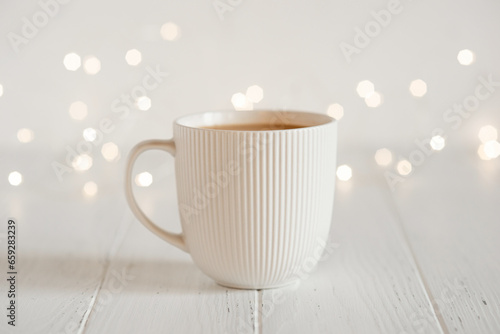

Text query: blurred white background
(1, 0), (499, 201)
(2, 3), (500, 332)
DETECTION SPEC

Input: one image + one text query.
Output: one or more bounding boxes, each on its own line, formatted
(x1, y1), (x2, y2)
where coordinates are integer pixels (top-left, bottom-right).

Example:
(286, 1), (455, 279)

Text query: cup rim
(173, 110), (335, 132)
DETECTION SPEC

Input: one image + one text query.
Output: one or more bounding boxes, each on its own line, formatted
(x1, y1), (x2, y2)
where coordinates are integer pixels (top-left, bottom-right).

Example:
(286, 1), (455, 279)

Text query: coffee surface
(202, 123), (306, 131)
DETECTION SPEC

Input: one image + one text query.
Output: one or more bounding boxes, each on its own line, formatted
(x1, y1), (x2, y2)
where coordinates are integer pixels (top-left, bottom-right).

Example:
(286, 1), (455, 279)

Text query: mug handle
(125, 139), (188, 252)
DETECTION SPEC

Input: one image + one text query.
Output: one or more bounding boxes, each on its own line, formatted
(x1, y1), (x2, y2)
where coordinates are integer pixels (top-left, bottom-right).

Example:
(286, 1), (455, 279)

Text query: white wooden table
(1, 146), (499, 334)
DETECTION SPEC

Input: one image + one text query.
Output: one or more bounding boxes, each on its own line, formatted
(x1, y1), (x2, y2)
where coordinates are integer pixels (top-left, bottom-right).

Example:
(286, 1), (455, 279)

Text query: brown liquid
(202, 123), (306, 131)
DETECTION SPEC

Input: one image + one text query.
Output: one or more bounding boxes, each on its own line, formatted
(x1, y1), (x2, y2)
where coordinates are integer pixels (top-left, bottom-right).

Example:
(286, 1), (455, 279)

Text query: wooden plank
(83, 190), (257, 334)
(0, 187), (128, 334)
(259, 162), (443, 334)
(391, 148), (500, 333)
(4, 147), (498, 333)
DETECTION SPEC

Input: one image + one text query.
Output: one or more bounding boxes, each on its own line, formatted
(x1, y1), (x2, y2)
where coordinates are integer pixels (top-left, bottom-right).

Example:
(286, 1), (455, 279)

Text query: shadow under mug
(125, 110), (337, 289)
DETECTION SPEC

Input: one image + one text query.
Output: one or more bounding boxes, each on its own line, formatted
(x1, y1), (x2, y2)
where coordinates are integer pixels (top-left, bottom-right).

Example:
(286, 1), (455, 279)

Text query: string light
(101, 142), (120, 162)
(83, 128), (97, 142)
(231, 92), (253, 111)
(430, 135), (445, 151)
(457, 49), (475, 66)
(69, 101), (88, 120)
(136, 96), (151, 111)
(397, 160), (412, 176)
(17, 128), (34, 143)
(477, 144), (489, 160)
(477, 126), (499, 160)
(135, 172), (153, 187)
(72, 154), (93, 171)
(356, 80), (375, 98)
(160, 22), (180, 41)
(63, 53), (81, 71)
(409, 79), (427, 97)
(374, 148), (392, 166)
(365, 92), (382, 108)
(483, 141), (500, 159)
(478, 125), (497, 143)
(326, 103), (344, 120)
(125, 49), (142, 66)
(83, 56), (101, 75)
(336, 165), (352, 181)
(8, 171), (23, 186)
(231, 93), (246, 107)
(83, 181), (98, 197)
(246, 85), (264, 103)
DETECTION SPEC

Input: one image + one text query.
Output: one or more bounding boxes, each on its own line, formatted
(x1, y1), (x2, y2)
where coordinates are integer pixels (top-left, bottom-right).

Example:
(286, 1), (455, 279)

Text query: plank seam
(383, 183), (449, 334)
(76, 262), (109, 334)
(77, 209), (134, 334)
(255, 290), (261, 334)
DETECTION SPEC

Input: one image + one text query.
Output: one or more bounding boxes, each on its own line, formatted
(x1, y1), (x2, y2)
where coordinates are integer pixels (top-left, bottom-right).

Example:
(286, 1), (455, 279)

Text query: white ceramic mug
(125, 110), (337, 289)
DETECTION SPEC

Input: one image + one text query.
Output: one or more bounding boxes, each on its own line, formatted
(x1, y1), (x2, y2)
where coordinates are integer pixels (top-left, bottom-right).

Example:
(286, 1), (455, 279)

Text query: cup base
(215, 279), (300, 290)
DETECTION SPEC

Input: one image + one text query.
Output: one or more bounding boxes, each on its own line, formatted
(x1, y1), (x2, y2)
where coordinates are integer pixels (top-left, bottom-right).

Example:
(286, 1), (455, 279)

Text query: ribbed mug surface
(174, 115), (336, 289)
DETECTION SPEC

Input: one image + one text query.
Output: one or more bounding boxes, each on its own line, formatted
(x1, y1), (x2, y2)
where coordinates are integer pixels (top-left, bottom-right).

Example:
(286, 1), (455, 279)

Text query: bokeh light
(365, 92), (383, 108)
(101, 142), (120, 162)
(481, 141), (500, 160)
(457, 49), (475, 66)
(477, 144), (489, 160)
(246, 85), (264, 103)
(135, 172), (153, 187)
(231, 92), (253, 111)
(69, 101), (88, 120)
(160, 22), (180, 41)
(476, 142), (500, 160)
(231, 93), (246, 107)
(409, 79), (427, 97)
(83, 128), (97, 142)
(72, 154), (93, 171)
(478, 125), (497, 143)
(136, 96), (151, 111)
(374, 148), (392, 166)
(430, 135), (445, 151)
(356, 80), (375, 98)
(17, 128), (34, 143)
(397, 160), (412, 176)
(125, 49), (142, 66)
(63, 53), (81, 71)
(336, 165), (352, 181)
(8, 171), (23, 186)
(83, 56), (101, 75)
(326, 103), (344, 120)
(83, 181), (98, 197)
